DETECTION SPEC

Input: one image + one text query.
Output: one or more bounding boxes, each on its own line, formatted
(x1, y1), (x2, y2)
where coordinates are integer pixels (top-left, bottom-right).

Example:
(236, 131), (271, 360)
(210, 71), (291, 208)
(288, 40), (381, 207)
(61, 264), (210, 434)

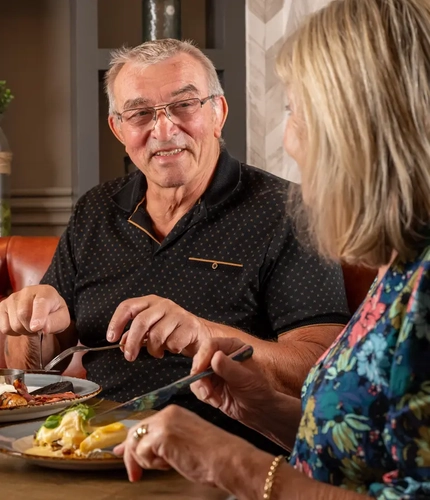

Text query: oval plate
(0, 374), (101, 423)
(0, 419), (138, 470)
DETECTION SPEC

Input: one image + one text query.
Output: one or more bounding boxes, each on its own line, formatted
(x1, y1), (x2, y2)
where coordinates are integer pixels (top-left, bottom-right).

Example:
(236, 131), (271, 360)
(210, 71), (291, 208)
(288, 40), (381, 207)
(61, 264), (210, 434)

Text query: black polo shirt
(42, 149), (349, 453)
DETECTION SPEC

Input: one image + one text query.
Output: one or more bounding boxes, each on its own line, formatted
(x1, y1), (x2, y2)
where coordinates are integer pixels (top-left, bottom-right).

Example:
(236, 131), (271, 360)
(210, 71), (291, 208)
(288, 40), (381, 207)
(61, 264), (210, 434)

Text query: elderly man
(0, 39), (349, 452)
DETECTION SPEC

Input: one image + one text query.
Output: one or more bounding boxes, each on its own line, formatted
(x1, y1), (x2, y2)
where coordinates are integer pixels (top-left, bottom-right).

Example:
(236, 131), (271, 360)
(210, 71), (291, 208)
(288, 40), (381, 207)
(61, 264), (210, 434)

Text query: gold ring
(133, 424), (148, 441)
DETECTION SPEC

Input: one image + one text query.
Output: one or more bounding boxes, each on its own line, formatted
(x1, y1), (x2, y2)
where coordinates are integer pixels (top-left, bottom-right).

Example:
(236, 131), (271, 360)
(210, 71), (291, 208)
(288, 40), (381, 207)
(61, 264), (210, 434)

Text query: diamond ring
(133, 424), (148, 441)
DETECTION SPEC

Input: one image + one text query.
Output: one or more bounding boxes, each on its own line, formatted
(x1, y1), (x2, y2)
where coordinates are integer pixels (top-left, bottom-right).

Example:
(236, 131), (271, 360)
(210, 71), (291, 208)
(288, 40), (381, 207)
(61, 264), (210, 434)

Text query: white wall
(245, 0), (330, 182)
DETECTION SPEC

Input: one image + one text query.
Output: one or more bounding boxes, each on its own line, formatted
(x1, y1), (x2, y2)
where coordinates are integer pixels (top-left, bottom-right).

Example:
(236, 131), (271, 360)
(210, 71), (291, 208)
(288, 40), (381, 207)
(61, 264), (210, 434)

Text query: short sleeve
(40, 202), (80, 320)
(368, 264), (430, 499)
(261, 217), (351, 335)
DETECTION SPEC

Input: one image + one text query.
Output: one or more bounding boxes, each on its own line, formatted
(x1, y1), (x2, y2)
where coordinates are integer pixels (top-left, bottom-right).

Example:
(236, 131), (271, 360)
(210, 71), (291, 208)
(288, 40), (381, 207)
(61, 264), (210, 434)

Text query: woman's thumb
(211, 350), (250, 383)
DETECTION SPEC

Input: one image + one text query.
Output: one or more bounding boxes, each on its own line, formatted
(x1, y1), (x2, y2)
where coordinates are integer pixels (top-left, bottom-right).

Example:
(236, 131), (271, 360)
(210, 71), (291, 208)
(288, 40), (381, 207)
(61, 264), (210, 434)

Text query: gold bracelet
(263, 454), (285, 500)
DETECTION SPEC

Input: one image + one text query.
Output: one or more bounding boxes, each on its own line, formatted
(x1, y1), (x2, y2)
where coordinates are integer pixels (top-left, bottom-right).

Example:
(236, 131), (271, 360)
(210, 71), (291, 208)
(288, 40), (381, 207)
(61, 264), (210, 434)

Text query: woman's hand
(189, 337), (278, 426)
(114, 404), (265, 491)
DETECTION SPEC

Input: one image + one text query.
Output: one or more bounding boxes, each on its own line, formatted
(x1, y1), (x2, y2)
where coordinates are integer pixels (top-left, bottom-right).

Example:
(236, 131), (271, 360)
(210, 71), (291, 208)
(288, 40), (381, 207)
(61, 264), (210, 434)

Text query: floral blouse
(290, 246), (430, 499)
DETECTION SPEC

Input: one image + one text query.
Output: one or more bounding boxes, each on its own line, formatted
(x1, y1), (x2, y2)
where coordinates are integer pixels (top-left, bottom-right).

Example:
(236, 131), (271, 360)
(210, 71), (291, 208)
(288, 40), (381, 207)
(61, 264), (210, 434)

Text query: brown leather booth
(0, 236), (376, 372)
(0, 236), (59, 300)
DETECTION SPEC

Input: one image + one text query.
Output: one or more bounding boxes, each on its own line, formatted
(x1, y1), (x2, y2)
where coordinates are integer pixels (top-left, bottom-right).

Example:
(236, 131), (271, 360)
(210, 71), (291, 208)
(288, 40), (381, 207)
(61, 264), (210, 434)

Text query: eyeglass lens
(122, 98), (203, 127)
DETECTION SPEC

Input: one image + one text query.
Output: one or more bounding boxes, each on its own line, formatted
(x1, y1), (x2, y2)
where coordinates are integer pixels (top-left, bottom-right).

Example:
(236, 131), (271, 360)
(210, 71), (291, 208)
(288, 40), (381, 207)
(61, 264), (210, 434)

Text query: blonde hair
(104, 38), (224, 114)
(277, 0), (430, 268)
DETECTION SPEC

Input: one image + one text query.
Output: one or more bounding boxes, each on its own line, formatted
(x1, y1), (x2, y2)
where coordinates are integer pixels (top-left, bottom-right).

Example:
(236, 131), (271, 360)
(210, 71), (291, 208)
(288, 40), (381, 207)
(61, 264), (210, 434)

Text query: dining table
(0, 398), (230, 500)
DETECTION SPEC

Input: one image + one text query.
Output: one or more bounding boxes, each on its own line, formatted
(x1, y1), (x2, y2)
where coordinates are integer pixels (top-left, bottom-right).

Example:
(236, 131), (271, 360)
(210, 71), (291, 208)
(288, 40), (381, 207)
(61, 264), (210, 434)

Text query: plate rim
(0, 374), (101, 412)
(0, 418), (140, 469)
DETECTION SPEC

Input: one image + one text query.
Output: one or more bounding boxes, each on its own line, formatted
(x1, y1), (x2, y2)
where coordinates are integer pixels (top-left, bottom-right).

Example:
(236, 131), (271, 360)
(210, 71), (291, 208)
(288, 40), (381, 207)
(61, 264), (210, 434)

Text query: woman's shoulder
(398, 245), (430, 294)
(388, 245), (430, 344)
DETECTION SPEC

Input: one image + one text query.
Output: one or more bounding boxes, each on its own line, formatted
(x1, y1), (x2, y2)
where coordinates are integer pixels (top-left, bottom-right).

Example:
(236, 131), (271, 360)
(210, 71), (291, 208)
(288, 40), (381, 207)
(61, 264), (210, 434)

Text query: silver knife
(89, 344), (253, 427)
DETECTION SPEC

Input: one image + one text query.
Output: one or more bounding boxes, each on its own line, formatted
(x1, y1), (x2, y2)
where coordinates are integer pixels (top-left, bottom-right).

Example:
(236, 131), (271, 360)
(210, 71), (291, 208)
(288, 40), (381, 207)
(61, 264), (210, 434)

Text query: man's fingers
(29, 296), (62, 333)
(107, 297), (152, 343)
(0, 286), (69, 337)
(122, 309), (168, 361)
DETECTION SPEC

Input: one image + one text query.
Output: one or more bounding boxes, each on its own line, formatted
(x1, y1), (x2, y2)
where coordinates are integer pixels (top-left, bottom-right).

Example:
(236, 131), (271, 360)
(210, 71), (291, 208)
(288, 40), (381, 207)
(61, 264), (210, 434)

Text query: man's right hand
(0, 285), (70, 337)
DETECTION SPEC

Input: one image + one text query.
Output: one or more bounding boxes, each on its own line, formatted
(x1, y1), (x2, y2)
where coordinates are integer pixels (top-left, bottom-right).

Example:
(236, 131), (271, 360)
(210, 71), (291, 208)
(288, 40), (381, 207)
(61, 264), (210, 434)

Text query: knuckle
(8, 317), (25, 334)
(16, 306), (31, 324)
(163, 404), (182, 418)
(131, 315), (149, 333)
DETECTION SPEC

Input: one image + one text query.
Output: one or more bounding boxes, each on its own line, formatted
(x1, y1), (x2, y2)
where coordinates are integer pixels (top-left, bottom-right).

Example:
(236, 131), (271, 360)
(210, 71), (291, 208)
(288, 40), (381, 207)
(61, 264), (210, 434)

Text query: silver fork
(38, 331), (44, 370)
(44, 344), (124, 371)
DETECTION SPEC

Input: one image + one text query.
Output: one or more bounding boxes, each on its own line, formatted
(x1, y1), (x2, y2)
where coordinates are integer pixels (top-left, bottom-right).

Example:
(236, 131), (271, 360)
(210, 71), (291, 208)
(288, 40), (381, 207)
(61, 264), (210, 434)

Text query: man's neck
(145, 188), (202, 241)
(145, 161), (218, 241)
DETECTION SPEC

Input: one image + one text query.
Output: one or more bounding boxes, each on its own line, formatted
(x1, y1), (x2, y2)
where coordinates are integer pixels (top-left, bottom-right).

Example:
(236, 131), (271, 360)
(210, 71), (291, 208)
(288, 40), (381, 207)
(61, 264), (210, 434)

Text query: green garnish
(62, 403), (96, 421)
(42, 414), (62, 429)
(41, 403), (96, 429)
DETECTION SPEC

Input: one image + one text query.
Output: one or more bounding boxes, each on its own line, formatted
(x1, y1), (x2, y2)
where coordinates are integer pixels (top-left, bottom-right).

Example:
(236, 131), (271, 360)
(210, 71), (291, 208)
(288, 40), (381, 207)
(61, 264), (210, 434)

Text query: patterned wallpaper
(245, 0), (329, 182)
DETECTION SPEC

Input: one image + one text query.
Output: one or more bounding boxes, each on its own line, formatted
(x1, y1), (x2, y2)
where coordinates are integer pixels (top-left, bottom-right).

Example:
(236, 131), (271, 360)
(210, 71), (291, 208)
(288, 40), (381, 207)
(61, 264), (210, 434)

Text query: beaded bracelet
(263, 455), (285, 499)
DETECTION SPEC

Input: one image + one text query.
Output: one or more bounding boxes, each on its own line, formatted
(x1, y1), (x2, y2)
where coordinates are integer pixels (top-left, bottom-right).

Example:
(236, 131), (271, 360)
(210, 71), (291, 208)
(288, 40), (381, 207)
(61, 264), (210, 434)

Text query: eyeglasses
(115, 95), (216, 128)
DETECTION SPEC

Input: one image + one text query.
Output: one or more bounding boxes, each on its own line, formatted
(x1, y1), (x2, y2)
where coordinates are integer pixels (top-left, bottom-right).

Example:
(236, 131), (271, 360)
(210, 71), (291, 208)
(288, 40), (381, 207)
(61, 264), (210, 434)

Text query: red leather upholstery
(342, 264), (376, 314)
(0, 236), (86, 377)
(0, 236), (59, 300)
(0, 236), (376, 374)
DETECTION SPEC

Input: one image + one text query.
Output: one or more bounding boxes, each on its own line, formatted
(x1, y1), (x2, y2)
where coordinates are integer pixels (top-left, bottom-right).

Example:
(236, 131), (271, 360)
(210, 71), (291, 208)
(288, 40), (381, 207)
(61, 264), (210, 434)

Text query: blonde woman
(115, 0), (430, 498)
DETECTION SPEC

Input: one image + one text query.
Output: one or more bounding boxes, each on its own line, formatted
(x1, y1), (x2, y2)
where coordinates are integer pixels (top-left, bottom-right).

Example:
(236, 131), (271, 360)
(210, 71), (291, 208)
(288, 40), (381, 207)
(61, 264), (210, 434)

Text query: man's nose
(151, 108), (177, 139)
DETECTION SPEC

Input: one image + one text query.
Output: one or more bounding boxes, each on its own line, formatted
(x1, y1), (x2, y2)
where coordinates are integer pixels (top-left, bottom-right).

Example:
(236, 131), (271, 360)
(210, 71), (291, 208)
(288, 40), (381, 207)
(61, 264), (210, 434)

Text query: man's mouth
(153, 148), (184, 157)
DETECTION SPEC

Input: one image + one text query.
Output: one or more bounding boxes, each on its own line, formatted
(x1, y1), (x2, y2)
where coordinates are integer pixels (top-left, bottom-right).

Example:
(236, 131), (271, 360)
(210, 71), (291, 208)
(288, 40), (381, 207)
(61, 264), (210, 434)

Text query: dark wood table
(0, 399), (228, 500)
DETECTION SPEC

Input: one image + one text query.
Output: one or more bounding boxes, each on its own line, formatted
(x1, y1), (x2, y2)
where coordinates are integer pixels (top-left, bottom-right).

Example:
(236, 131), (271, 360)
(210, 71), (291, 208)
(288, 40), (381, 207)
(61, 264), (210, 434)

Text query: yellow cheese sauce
(25, 446), (64, 458)
(26, 408), (127, 459)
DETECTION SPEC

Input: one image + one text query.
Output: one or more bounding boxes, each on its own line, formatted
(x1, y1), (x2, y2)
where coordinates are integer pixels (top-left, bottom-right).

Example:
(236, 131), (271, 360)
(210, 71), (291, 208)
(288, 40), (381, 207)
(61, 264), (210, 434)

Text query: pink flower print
(383, 469), (399, 484)
(369, 430), (380, 443)
(294, 458), (313, 478)
(348, 285), (386, 348)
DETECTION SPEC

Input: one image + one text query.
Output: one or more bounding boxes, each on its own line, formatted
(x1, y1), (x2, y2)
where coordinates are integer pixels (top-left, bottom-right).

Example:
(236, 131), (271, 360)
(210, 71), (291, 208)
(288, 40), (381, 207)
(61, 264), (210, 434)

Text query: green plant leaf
(0, 80), (14, 115)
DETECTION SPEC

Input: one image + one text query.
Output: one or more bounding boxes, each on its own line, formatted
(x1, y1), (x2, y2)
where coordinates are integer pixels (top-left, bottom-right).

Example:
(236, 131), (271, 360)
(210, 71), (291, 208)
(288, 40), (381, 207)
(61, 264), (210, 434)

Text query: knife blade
(88, 344), (253, 427)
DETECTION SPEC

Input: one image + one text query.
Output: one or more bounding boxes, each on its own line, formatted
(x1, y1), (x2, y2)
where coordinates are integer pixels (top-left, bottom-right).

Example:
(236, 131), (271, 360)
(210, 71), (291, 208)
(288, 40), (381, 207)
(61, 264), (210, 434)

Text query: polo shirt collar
(111, 148), (241, 213)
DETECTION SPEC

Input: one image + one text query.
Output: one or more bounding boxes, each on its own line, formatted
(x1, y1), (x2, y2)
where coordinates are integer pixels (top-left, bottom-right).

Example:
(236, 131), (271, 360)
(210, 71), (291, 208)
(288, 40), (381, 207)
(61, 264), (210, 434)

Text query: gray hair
(104, 38), (224, 114)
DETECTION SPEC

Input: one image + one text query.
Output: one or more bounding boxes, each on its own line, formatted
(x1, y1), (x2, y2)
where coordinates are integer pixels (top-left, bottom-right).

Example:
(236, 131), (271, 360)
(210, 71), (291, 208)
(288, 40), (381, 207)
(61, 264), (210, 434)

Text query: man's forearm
(4, 334), (59, 369)
(0, 334), (6, 367)
(4, 324), (78, 370)
(203, 321), (343, 397)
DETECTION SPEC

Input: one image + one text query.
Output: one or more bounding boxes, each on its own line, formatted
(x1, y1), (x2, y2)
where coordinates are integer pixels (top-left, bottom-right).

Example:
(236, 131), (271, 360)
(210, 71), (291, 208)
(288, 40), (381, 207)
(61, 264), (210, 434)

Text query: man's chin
(159, 180), (187, 188)
(154, 174), (190, 189)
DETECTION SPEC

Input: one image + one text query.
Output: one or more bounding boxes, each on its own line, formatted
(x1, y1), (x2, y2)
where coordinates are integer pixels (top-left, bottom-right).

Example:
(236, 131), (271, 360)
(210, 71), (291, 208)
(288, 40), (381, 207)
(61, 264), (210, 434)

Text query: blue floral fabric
(289, 247), (430, 499)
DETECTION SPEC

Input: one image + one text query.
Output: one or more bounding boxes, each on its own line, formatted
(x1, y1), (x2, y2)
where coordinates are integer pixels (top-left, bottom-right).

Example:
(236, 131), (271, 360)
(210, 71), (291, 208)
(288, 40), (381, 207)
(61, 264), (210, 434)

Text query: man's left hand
(106, 295), (213, 361)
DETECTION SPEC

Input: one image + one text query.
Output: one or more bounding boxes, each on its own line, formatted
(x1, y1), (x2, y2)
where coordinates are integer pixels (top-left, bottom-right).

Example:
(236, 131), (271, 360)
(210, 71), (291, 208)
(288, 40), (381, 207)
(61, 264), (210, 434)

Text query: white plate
(0, 374), (101, 423)
(0, 419), (138, 470)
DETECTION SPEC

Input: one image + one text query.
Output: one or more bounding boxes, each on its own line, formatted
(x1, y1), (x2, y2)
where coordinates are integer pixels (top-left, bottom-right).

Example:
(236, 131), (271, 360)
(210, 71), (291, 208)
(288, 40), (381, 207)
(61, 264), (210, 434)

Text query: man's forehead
(122, 84), (200, 110)
(114, 55), (208, 105)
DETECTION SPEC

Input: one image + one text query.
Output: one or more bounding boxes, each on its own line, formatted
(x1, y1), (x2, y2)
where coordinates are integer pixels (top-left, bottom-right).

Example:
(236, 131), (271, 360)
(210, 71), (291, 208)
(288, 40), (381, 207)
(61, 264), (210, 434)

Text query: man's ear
(108, 115), (125, 144)
(213, 96), (228, 139)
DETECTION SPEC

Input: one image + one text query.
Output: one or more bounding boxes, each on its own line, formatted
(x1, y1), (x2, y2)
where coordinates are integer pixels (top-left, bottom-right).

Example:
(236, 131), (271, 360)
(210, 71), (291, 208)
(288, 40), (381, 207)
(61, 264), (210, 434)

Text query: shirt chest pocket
(187, 257), (244, 274)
